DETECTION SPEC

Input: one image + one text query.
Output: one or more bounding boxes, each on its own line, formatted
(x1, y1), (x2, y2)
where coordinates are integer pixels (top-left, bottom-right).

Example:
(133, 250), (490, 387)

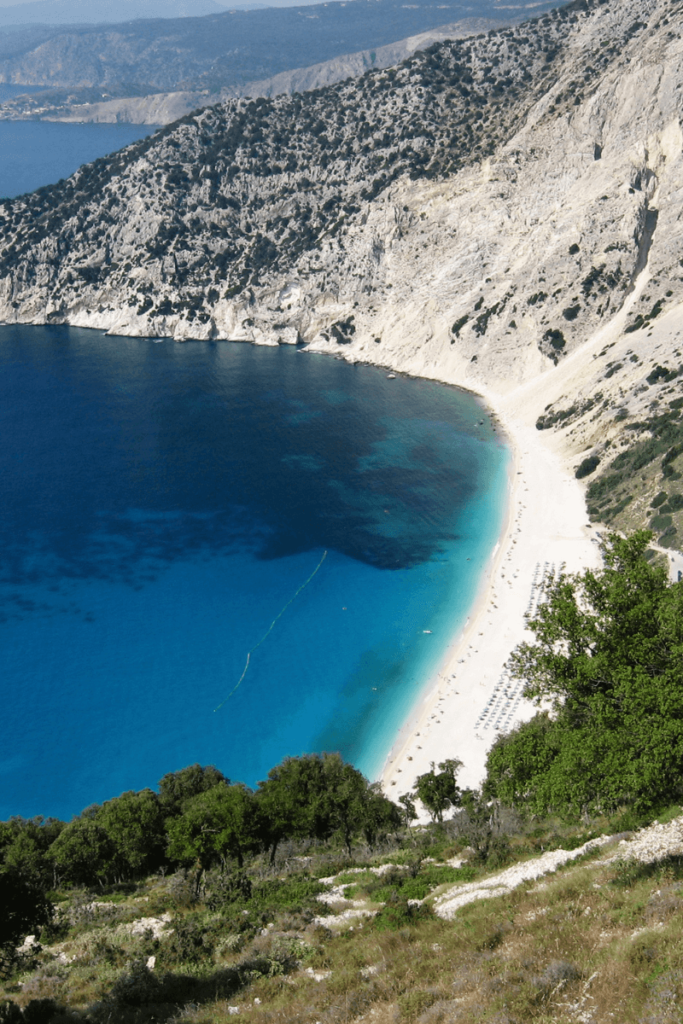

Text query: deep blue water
(0, 121), (158, 199)
(0, 327), (509, 820)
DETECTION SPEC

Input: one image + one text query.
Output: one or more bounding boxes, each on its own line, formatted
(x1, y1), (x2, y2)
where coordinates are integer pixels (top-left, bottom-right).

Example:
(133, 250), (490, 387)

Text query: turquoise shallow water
(0, 326), (508, 822)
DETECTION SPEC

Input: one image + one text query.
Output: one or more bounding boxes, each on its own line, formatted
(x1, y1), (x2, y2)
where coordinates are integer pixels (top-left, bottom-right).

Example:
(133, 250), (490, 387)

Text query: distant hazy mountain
(0, 0), (559, 93)
(0, 0), (426, 26)
(0, 15), (513, 122)
(0, 0), (239, 26)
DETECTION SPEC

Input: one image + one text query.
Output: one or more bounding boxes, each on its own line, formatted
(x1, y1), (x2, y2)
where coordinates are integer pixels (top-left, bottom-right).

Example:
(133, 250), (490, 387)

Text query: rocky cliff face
(1, 0), (683, 472)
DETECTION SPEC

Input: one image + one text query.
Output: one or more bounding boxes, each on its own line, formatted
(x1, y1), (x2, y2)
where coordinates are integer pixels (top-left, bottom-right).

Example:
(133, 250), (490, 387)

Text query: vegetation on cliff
(0, 756), (399, 897)
(3, 797), (683, 1023)
(486, 532), (683, 817)
(0, 0), (646, 332)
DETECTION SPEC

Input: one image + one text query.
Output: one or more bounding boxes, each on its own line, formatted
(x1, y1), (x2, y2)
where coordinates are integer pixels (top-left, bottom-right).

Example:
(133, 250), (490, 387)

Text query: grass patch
(4, 816), (683, 1022)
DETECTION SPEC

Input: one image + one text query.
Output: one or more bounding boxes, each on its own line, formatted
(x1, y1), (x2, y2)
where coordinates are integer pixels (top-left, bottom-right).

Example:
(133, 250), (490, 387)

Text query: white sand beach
(380, 391), (603, 801)
(379, 261), (673, 803)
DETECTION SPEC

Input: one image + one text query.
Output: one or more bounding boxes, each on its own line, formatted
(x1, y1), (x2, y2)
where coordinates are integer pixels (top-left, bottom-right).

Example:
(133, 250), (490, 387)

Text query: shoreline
(379, 389), (602, 802)
(379, 415), (518, 793)
(0, 319), (602, 806)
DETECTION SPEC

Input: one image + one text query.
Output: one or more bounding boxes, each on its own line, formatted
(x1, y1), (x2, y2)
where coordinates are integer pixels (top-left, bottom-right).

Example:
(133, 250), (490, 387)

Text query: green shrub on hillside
(485, 531), (683, 816)
(587, 405), (683, 516)
(0, 755), (401, 908)
(372, 894), (433, 932)
(575, 454), (600, 478)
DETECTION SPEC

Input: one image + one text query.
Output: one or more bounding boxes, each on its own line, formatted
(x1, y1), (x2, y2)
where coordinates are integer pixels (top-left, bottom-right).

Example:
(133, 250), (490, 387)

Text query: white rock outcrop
(434, 835), (614, 919)
(435, 815), (683, 920)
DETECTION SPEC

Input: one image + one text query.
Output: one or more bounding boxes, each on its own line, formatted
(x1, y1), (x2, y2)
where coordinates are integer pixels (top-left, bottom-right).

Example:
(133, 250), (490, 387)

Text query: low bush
(398, 988), (442, 1020)
(248, 877), (327, 912)
(663, 493), (683, 512)
(373, 895), (433, 932)
(543, 328), (566, 350)
(575, 455), (600, 479)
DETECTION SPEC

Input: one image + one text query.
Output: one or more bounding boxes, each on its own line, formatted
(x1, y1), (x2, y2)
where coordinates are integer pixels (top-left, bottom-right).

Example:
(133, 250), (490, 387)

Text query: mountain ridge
(0, 0), (546, 93)
(0, 0), (231, 29)
(0, 16), (508, 122)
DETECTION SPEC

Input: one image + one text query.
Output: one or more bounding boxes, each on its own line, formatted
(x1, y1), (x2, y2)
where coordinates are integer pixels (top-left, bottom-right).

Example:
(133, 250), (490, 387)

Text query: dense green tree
(166, 782), (257, 877)
(48, 792), (165, 885)
(414, 759), (463, 822)
(321, 755), (385, 854)
(158, 764), (228, 815)
(360, 782), (402, 848)
(256, 754), (335, 862)
(485, 532), (683, 815)
(49, 813), (116, 886)
(1, 828), (48, 890)
(256, 752), (389, 858)
(97, 789), (166, 879)
(0, 818), (64, 889)
(1, 758), (402, 889)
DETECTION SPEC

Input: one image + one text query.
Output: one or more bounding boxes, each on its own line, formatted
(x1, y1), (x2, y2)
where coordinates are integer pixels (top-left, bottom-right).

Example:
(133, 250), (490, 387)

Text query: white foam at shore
(380, 394), (602, 805)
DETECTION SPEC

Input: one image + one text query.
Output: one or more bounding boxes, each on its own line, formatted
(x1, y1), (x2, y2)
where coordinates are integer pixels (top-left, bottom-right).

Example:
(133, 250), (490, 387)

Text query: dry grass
(4, 820), (683, 1023)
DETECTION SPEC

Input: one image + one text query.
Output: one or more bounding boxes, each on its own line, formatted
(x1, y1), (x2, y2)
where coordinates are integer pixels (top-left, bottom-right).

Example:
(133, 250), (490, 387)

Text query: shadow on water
(0, 326), (489, 614)
(0, 325), (507, 816)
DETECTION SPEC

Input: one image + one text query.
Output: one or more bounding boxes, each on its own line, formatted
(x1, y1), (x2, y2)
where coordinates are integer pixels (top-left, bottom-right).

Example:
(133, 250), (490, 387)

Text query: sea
(0, 123), (510, 822)
(0, 120), (158, 200)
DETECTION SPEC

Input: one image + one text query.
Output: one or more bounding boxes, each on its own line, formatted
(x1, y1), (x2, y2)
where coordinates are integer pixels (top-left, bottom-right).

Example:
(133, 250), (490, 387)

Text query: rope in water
(213, 549), (328, 711)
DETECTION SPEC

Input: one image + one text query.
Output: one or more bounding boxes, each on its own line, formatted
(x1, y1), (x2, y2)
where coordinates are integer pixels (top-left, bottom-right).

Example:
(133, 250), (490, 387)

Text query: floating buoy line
(213, 549), (328, 711)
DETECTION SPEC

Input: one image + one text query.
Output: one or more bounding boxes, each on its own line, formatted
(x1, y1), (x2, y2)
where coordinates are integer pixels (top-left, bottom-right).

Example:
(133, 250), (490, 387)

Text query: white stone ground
(434, 815), (683, 920)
